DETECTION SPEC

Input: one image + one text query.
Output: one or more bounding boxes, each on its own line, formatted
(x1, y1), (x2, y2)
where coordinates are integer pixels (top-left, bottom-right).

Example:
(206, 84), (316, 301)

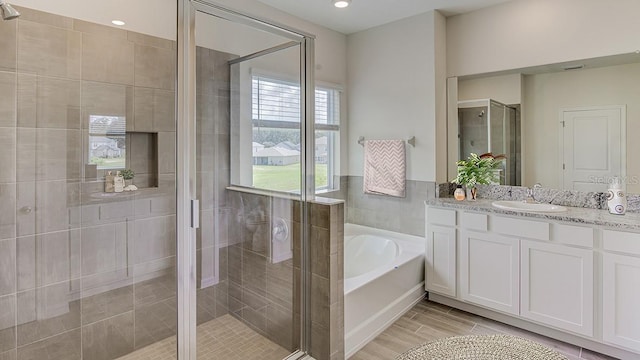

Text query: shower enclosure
(458, 99), (520, 185)
(0, 1), (315, 359)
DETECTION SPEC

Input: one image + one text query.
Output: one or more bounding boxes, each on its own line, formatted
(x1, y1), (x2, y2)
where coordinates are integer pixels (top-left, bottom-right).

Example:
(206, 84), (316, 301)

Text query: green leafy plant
(452, 153), (501, 188)
(121, 169), (135, 180)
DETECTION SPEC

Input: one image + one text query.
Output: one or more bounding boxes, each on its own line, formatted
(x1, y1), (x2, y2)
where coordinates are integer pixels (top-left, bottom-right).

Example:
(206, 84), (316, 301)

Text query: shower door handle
(190, 199), (200, 229)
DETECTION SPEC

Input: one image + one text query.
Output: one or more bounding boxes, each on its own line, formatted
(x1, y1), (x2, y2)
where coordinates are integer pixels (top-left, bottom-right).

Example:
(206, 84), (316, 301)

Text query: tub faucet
(524, 183), (542, 203)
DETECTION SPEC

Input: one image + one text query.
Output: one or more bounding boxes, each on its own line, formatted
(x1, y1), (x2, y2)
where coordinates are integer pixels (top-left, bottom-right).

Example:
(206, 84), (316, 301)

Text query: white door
(426, 225), (457, 297)
(520, 240), (594, 337)
(460, 230), (519, 315)
(561, 106), (625, 192)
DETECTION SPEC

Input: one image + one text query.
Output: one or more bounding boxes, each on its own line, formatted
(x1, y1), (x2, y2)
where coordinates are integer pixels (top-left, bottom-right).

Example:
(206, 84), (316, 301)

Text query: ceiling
(256, 0), (513, 34)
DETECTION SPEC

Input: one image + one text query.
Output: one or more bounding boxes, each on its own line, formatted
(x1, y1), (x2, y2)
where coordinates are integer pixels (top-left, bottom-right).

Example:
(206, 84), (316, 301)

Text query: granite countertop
(427, 198), (640, 231)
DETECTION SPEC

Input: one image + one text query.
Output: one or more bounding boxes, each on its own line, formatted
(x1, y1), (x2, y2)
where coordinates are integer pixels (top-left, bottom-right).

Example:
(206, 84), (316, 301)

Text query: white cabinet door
(603, 253), (640, 352)
(520, 240), (594, 336)
(426, 224), (456, 297)
(460, 230), (519, 315)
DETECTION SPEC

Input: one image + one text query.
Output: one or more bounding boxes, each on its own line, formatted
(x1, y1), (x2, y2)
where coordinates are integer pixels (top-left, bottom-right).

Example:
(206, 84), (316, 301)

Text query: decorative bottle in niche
(105, 171), (115, 193)
(114, 171), (125, 193)
(607, 177), (626, 215)
(454, 185), (465, 201)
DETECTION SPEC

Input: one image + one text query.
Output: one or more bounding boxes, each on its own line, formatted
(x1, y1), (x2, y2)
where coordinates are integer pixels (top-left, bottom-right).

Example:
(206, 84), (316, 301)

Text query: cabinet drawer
(492, 216), (549, 240)
(552, 223), (594, 248)
(603, 230), (640, 255)
(427, 207), (456, 226)
(461, 212), (487, 231)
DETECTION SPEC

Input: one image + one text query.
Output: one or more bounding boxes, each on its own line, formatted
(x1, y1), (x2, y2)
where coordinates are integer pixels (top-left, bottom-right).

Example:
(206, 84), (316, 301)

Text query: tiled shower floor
(117, 314), (291, 360)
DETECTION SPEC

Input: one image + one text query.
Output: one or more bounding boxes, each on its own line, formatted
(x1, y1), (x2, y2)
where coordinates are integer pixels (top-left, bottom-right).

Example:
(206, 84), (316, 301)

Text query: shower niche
(85, 126), (160, 190)
(458, 99), (521, 185)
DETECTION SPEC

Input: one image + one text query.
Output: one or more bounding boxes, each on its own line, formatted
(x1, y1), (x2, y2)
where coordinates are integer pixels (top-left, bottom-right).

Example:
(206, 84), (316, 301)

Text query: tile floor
(118, 299), (620, 360)
(351, 300), (619, 360)
(117, 314), (291, 360)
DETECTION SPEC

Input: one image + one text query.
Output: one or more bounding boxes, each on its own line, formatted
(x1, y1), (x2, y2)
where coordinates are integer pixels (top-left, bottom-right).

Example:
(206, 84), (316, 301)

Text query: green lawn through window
(253, 163), (328, 192)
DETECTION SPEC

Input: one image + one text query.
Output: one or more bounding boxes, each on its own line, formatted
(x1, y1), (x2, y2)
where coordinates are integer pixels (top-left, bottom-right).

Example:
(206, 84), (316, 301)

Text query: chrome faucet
(524, 183), (542, 203)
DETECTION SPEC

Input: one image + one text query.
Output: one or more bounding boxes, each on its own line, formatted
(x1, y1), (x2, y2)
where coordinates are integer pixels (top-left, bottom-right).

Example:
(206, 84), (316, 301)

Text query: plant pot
(125, 179), (133, 187)
(466, 186), (478, 201)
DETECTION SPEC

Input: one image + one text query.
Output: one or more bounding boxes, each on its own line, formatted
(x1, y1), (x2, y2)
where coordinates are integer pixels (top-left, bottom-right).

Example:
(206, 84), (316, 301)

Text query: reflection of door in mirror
(561, 106), (626, 192)
(458, 99), (520, 185)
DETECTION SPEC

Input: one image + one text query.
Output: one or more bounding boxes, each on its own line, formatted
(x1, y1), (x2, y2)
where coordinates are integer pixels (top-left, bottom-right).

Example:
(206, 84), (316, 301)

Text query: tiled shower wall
(0, 7), (178, 359)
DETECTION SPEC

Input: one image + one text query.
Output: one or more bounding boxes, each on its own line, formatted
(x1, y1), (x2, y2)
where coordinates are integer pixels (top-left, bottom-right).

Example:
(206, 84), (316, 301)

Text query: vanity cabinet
(520, 240), (594, 336)
(424, 204), (640, 357)
(602, 230), (640, 352)
(460, 230), (519, 315)
(425, 208), (457, 297)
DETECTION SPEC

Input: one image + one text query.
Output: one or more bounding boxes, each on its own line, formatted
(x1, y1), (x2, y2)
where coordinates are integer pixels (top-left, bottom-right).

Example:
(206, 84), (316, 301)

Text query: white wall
(347, 11), (446, 181)
(458, 73), (522, 105)
(523, 62), (640, 193)
(447, 0), (640, 77)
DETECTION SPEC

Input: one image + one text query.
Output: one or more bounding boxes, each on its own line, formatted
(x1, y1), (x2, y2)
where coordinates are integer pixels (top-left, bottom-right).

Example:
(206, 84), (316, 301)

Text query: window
(88, 115), (126, 170)
(251, 75), (340, 193)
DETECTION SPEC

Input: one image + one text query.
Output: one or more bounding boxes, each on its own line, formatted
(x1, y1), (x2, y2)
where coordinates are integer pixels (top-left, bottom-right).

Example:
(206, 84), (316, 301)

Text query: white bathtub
(344, 224), (425, 358)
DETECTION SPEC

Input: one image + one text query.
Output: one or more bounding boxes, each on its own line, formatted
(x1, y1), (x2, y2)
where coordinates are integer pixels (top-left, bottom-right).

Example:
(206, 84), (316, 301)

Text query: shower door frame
(176, 1), (316, 359)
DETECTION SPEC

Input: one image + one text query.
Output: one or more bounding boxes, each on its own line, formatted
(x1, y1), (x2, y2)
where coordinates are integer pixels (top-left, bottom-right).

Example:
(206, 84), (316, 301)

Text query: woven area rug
(396, 334), (568, 360)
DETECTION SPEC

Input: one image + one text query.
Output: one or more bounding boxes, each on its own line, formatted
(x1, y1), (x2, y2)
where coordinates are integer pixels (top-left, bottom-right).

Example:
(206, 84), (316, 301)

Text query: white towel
(363, 139), (406, 197)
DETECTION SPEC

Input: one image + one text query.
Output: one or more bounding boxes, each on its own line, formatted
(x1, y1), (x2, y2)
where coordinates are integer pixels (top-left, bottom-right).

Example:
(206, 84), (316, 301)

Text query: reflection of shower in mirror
(458, 99), (521, 186)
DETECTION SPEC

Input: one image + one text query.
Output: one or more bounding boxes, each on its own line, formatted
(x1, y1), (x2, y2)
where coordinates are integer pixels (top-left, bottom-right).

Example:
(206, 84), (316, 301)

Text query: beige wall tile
(15, 7), (72, 29)
(0, 128), (16, 184)
(0, 294), (15, 353)
(15, 129), (82, 182)
(310, 274), (330, 329)
(0, 184), (16, 240)
(15, 73), (35, 128)
(17, 21), (81, 79)
(36, 77), (80, 129)
(0, 21), (16, 71)
(127, 32), (172, 50)
(132, 87), (153, 132)
(81, 81), (133, 127)
(134, 300), (176, 349)
(157, 132), (176, 175)
(81, 311), (134, 359)
(133, 216), (175, 264)
(0, 72), (16, 127)
(82, 33), (134, 85)
(81, 285), (133, 326)
(134, 45), (175, 90)
(16, 229), (81, 291)
(16, 281), (80, 346)
(311, 225), (330, 278)
(81, 223), (128, 277)
(73, 20), (126, 38)
(16, 328), (81, 360)
(0, 240), (15, 296)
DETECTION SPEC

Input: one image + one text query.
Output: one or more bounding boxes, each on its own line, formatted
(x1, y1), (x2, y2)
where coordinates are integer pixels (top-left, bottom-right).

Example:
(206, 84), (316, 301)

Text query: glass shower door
(177, 2), (314, 358)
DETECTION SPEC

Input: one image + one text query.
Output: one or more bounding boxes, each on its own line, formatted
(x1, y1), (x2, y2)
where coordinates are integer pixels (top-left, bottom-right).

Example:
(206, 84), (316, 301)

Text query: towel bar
(357, 136), (415, 147)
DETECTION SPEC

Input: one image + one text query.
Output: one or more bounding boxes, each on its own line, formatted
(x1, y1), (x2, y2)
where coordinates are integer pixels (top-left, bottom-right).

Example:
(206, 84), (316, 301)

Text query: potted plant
(452, 153), (501, 200)
(121, 169), (135, 187)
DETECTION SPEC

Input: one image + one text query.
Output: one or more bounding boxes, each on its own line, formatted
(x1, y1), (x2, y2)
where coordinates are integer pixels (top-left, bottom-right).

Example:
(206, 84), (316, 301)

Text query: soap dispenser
(607, 177), (626, 215)
(114, 171), (125, 193)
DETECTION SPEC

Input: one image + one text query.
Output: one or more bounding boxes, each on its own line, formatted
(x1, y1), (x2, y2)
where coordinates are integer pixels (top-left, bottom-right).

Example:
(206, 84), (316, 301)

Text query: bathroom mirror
(448, 52), (640, 194)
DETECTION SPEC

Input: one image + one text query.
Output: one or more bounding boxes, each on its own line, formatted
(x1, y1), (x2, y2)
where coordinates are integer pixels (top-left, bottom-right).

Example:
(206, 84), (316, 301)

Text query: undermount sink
(492, 200), (568, 213)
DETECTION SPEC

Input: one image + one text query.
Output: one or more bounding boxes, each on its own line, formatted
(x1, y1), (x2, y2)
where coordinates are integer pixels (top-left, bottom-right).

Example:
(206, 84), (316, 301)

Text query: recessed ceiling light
(334, 0), (351, 8)
(111, 20), (125, 26)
